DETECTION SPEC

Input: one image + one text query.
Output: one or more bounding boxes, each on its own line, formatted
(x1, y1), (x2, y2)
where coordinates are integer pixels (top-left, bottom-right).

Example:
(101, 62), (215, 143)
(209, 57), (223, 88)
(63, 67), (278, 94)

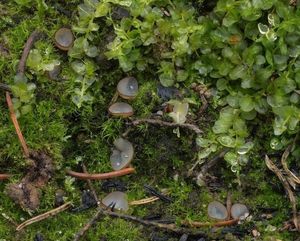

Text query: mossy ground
(0, 1), (299, 241)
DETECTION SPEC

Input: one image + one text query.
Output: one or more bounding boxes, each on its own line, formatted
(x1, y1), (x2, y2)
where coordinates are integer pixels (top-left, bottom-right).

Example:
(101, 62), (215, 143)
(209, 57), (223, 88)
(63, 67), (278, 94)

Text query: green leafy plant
(16, 0), (300, 174)
(85, 0), (300, 173)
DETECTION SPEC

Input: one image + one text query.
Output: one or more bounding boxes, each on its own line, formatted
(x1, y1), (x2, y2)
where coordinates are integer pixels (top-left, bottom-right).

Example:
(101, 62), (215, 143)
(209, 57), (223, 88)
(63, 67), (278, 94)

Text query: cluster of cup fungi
(68, 74), (139, 211)
(0, 27), (250, 228)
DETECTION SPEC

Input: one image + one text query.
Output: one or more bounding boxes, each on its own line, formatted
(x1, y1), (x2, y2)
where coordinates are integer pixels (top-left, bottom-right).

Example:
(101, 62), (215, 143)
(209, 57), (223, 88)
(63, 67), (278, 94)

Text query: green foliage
(68, 0), (300, 173)
(4, 0), (300, 173)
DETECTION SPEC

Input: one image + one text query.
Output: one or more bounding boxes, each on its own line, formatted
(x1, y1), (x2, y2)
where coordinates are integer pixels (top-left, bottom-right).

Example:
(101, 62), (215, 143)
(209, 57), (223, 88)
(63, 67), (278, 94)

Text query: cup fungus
(208, 201), (228, 220)
(230, 203), (249, 220)
(110, 137), (134, 171)
(47, 65), (61, 80)
(108, 102), (133, 117)
(102, 191), (129, 212)
(117, 77), (138, 100)
(54, 28), (74, 51)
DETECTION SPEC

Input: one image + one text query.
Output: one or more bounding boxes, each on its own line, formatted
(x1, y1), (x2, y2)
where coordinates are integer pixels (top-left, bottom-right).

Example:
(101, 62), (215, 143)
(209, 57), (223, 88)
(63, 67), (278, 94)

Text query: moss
(132, 81), (160, 118)
(0, 1), (299, 241)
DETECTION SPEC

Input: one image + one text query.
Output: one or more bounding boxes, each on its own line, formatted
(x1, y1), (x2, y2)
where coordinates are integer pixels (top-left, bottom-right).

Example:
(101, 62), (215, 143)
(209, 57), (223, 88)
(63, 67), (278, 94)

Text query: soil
(5, 150), (53, 211)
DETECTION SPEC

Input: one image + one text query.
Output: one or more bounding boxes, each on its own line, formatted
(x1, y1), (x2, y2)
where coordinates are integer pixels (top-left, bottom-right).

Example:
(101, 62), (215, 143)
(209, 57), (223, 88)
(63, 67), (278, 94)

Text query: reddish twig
(66, 167), (135, 180)
(17, 30), (42, 75)
(6, 92), (30, 158)
(0, 173), (11, 180)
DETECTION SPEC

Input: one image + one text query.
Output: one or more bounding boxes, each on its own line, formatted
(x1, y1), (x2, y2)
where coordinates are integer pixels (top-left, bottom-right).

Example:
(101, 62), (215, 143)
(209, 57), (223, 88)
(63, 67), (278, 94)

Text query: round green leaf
(217, 136), (236, 147)
(239, 95), (255, 112)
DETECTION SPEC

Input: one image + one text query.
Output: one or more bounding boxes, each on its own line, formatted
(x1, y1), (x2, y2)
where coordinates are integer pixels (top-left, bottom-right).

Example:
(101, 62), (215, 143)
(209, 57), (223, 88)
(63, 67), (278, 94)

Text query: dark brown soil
(5, 150), (54, 211)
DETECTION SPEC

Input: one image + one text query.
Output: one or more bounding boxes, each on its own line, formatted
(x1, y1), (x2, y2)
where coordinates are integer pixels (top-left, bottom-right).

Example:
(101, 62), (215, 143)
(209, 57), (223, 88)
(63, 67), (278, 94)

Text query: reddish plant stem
(0, 174), (11, 180)
(6, 92), (30, 158)
(17, 30), (42, 75)
(66, 167), (135, 180)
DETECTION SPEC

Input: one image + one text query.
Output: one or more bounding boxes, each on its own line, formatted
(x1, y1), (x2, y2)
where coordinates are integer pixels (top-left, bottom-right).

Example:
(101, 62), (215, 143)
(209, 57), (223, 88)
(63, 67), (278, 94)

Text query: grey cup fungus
(117, 77), (138, 100)
(102, 191), (129, 212)
(230, 203), (249, 219)
(54, 28), (74, 51)
(47, 65), (61, 80)
(108, 102), (133, 117)
(110, 137), (134, 171)
(207, 201), (228, 220)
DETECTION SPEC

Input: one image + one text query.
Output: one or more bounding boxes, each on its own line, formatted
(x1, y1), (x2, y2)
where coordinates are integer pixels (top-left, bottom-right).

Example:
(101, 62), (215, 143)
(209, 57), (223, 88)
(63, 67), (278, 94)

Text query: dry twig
(74, 206), (208, 240)
(181, 219), (238, 228)
(131, 118), (202, 134)
(191, 149), (228, 181)
(82, 163), (100, 205)
(280, 138), (300, 189)
(66, 167), (135, 180)
(73, 209), (103, 241)
(16, 202), (71, 231)
(265, 155), (299, 231)
(129, 196), (160, 206)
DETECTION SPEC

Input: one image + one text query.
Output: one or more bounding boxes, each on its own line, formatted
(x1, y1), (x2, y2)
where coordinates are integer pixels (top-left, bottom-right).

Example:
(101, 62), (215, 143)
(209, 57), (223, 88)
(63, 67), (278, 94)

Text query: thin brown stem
(131, 118), (202, 134)
(0, 174), (11, 180)
(66, 167), (135, 180)
(16, 202), (71, 231)
(17, 30), (42, 75)
(6, 92), (30, 158)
